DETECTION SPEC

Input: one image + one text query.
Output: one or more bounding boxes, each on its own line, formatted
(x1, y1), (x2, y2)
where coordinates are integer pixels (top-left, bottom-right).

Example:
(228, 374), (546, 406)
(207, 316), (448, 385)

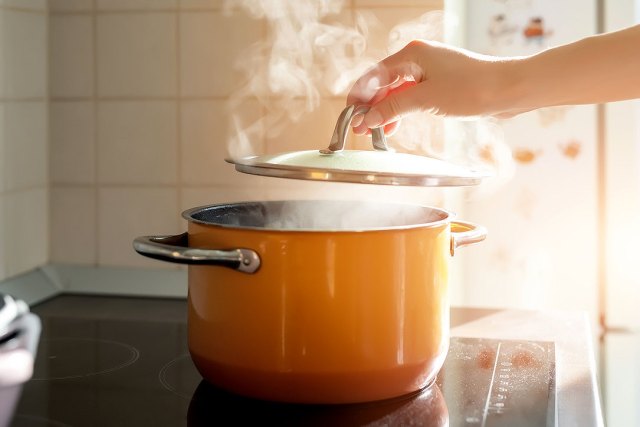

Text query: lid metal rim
(233, 162), (485, 187)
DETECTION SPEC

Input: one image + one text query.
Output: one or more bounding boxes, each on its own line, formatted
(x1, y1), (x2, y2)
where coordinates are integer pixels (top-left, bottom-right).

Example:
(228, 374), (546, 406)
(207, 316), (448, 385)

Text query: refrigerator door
(453, 0), (599, 330)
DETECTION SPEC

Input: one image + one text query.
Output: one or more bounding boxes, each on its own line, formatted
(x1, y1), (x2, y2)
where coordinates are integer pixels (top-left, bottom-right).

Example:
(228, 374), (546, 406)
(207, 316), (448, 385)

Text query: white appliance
(448, 1), (640, 426)
(0, 294), (41, 427)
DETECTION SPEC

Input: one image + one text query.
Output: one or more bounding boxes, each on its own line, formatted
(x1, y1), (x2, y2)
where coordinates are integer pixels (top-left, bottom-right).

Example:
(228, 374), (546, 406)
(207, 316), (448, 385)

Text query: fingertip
(363, 109), (384, 129)
(353, 122), (371, 135)
(353, 123), (368, 135)
(384, 121), (400, 137)
(351, 114), (364, 128)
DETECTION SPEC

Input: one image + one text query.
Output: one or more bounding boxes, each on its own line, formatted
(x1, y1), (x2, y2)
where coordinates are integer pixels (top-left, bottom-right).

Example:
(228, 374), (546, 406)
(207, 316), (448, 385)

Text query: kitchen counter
(4, 294), (604, 427)
(450, 307), (604, 427)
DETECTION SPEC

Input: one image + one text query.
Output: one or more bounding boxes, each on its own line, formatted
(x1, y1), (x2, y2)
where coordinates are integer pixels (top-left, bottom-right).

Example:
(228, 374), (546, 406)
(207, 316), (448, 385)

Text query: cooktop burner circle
(158, 353), (203, 399)
(31, 337), (140, 380)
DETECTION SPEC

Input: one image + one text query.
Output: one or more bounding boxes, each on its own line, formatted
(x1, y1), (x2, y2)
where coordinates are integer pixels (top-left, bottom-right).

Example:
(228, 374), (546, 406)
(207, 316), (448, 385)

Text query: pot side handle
(450, 221), (487, 256)
(133, 233), (260, 274)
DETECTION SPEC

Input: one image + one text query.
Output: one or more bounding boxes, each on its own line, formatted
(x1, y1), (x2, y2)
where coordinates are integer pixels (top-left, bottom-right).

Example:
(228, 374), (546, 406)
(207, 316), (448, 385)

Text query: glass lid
(226, 105), (490, 187)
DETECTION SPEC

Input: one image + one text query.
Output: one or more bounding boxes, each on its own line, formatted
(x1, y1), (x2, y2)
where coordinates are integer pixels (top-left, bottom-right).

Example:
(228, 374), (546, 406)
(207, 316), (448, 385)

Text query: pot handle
(450, 221), (487, 256)
(133, 233), (260, 274)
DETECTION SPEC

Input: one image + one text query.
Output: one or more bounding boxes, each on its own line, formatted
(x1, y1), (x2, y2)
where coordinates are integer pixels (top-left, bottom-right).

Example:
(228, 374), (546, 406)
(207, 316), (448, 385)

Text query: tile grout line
(47, 3), (440, 12)
(1, 185), (49, 196)
(46, 4), (442, 14)
(51, 8), (221, 15)
(0, 92), (4, 197)
(0, 5), (46, 15)
(49, 95), (353, 101)
(176, 6), (182, 229)
(0, 97), (47, 102)
(46, 0), (52, 265)
(92, 0), (100, 268)
(259, 6), (268, 167)
(47, 183), (263, 189)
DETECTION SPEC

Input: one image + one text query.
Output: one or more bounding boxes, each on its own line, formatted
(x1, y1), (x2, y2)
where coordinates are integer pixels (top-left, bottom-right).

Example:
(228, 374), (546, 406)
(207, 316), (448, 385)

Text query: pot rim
(181, 200), (455, 233)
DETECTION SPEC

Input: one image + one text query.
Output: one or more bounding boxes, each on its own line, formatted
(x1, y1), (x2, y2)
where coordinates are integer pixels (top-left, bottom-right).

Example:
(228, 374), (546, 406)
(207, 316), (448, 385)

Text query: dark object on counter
(0, 294), (40, 427)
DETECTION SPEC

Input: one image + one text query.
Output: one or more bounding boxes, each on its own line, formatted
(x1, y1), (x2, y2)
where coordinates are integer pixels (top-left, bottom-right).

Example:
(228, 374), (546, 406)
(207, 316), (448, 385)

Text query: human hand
(347, 40), (524, 135)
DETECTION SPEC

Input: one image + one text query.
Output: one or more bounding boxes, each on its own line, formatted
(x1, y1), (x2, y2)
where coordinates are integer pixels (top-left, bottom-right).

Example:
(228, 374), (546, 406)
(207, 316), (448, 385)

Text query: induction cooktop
(7, 295), (556, 427)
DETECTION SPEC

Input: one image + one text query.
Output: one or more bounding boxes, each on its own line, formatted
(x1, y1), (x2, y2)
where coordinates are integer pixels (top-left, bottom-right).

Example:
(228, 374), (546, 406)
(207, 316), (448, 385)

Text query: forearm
(500, 25), (640, 111)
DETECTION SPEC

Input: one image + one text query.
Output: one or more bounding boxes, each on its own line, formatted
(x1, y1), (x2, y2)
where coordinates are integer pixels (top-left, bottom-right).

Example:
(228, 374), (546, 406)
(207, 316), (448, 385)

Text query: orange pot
(134, 200), (486, 404)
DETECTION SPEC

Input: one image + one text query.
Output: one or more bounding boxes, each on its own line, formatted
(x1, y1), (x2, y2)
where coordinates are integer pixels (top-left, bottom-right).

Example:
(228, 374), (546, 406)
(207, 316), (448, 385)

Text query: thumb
(363, 81), (425, 129)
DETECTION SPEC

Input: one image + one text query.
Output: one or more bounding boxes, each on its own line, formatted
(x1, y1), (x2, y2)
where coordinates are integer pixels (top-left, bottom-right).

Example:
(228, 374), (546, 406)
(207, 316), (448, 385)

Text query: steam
(452, 119), (516, 198)
(261, 200), (446, 230)
(224, 0), (375, 158)
(388, 10), (443, 54)
(223, 0), (512, 197)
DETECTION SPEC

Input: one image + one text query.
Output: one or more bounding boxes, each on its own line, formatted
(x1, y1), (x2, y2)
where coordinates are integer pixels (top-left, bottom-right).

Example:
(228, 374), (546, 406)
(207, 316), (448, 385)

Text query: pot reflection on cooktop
(188, 380), (448, 427)
(158, 353), (448, 427)
(10, 296), (555, 427)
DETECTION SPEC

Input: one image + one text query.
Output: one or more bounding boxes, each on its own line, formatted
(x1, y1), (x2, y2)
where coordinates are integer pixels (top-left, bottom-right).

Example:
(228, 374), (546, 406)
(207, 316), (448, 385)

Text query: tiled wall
(48, 0), (448, 270)
(0, 0), (49, 280)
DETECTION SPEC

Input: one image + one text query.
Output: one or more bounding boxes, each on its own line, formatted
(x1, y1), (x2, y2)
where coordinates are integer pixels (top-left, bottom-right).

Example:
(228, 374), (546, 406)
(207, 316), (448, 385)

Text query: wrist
(482, 57), (530, 115)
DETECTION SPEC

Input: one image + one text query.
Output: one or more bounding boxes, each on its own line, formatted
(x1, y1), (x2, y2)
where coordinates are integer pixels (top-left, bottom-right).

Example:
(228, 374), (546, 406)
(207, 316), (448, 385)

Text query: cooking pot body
(186, 207), (451, 404)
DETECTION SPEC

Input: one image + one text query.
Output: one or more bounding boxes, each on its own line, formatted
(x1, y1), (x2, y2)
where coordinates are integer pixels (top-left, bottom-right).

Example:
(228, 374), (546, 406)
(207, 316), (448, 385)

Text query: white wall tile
(2, 101), (47, 191)
(0, 0), (46, 10)
(264, 98), (352, 153)
(2, 188), (48, 278)
(354, 6), (443, 59)
(180, 99), (267, 187)
(0, 195), (5, 280)
(98, 187), (180, 268)
(179, 0), (222, 9)
(179, 11), (263, 97)
(50, 101), (95, 184)
(354, 0), (442, 7)
(0, 5), (48, 280)
(96, 0), (177, 10)
(98, 101), (177, 184)
(237, 6), (356, 98)
(0, 103), (4, 191)
(97, 13), (177, 97)
(317, 9), (359, 98)
(0, 11), (4, 99)
(49, 0), (93, 12)
(0, 9), (47, 98)
(50, 187), (96, 264)
(50, 14), (94, 98)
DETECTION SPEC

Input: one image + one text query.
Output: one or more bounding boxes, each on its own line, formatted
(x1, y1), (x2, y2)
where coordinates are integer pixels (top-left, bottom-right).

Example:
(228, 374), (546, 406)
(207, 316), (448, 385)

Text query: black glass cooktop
(9, 296), (556, 427)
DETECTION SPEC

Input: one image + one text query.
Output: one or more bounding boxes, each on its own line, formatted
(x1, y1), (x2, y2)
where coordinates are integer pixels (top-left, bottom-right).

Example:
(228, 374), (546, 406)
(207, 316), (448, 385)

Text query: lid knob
(320, 105), (391, 154)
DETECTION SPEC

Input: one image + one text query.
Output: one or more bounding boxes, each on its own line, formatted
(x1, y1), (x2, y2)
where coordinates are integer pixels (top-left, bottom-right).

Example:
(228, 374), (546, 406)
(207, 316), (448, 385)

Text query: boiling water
(190, 200), (448, 231)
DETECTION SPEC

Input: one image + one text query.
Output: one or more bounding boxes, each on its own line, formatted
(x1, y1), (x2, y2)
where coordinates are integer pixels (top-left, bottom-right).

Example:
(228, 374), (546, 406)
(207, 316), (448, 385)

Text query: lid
(227, 104), (489, 187)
